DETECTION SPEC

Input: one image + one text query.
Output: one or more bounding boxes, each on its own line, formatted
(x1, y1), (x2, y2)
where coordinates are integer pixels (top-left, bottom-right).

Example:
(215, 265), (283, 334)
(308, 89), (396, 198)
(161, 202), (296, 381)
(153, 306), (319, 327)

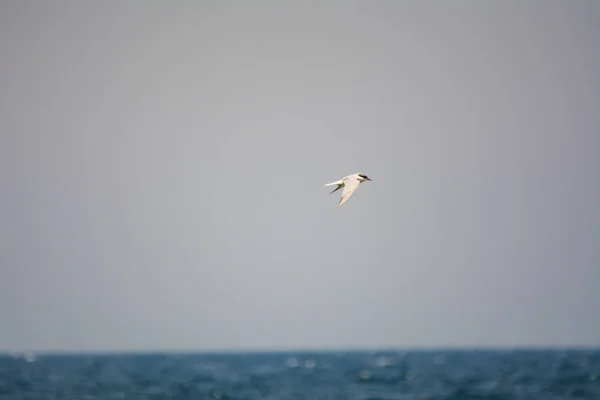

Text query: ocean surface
(0, 349), (598, 399)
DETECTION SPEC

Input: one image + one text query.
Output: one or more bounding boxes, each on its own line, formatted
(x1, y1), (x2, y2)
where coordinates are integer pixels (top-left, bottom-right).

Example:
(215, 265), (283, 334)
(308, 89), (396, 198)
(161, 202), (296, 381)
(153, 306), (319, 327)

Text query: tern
(324, 173), (372, 208)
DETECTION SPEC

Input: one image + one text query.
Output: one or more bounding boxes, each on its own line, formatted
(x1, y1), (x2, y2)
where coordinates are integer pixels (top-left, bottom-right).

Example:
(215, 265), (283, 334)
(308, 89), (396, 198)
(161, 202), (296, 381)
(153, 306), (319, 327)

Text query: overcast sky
(1, 1), (599, 353)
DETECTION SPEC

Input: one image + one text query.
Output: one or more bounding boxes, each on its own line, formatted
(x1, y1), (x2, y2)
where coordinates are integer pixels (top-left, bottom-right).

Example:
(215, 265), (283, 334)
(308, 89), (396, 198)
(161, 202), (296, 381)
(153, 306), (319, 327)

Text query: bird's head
(357, 173), (372, 182)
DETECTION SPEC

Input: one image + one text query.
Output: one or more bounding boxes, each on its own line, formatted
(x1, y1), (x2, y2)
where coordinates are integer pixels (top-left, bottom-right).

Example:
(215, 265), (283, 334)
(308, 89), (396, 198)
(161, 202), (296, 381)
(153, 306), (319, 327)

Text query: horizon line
(2, 344), (598, 357)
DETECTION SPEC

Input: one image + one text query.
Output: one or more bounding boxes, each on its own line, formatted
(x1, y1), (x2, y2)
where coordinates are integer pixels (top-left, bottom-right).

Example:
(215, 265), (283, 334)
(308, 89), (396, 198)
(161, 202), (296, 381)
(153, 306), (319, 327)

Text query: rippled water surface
(1, 350), (598, 399)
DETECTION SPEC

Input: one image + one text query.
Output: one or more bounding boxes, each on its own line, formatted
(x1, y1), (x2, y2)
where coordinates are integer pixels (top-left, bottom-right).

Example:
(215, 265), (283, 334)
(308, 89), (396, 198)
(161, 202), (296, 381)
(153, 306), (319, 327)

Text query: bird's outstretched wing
(329, 184), (343, 194)
(336, 176), (360, 208)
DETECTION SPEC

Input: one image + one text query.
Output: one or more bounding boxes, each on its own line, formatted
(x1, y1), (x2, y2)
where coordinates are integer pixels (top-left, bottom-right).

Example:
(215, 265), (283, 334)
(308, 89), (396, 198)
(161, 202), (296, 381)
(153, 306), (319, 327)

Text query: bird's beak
(367, 178), (372, 181)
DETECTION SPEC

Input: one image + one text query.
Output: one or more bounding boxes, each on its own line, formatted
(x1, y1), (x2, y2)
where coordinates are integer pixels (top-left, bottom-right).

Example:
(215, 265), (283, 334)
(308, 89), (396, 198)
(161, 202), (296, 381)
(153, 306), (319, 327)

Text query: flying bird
(324, 173), (372, 208)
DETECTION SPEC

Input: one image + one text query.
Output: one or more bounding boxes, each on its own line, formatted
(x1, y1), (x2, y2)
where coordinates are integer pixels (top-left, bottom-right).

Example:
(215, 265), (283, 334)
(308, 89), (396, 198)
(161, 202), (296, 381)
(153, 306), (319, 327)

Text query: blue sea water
(0, 350), (598, 399)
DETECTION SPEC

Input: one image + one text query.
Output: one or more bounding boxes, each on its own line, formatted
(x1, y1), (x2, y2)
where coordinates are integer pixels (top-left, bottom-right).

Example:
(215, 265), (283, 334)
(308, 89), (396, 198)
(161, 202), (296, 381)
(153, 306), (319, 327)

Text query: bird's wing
(336, 176), (360, 208)
(329, 184), (343, 194)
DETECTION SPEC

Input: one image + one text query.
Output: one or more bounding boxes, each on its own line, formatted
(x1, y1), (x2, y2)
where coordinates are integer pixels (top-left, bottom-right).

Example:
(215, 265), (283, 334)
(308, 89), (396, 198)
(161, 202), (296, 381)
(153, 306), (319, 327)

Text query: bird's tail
(324, 179), (343, 187)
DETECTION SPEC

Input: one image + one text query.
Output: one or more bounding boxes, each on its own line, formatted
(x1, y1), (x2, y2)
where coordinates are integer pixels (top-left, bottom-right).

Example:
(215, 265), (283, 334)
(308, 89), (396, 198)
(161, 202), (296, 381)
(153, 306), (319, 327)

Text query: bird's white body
(324, 173), (372, 208)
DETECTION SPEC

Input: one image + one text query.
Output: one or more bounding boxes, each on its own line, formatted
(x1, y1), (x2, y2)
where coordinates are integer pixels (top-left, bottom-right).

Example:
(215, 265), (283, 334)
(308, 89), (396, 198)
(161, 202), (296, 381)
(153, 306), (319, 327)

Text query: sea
(0, 349), (598, 399)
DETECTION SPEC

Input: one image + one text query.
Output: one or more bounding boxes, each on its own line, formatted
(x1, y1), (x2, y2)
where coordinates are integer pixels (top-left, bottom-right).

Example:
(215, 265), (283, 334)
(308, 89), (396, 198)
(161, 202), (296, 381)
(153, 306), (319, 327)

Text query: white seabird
(324, 173), (372, 208)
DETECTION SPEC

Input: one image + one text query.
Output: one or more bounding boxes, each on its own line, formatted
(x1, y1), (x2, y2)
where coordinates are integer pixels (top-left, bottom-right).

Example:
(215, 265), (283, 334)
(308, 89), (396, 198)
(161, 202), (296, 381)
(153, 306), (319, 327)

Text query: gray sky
(1, 1), (599, 352)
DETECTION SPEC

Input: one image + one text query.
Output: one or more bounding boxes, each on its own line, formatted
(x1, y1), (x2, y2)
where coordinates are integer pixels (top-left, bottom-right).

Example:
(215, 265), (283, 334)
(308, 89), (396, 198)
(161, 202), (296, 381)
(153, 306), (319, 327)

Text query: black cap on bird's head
(358, 173), (372, 181)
